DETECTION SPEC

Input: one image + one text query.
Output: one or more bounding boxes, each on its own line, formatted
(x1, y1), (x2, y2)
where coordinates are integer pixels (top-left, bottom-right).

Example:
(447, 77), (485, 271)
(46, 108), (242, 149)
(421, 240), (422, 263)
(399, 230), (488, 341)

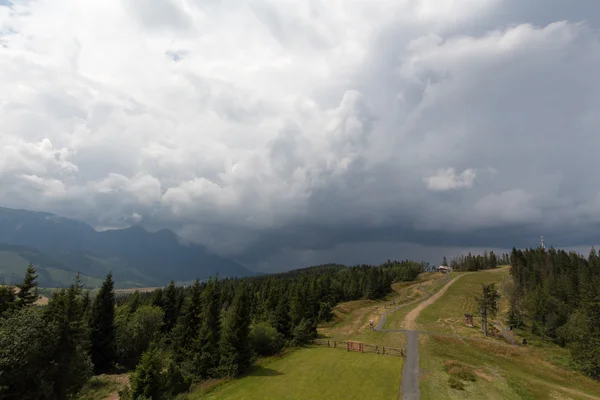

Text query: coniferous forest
(2, 248), (600, 399)
(507, 247), (600, 379)
(449, 251), (510, 271)
(0, 260), (423, 399)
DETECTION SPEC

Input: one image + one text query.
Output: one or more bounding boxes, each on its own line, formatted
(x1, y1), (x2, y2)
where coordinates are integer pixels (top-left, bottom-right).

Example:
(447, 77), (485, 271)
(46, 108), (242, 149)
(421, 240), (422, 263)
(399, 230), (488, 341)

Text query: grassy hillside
(416, 268), (600, 399)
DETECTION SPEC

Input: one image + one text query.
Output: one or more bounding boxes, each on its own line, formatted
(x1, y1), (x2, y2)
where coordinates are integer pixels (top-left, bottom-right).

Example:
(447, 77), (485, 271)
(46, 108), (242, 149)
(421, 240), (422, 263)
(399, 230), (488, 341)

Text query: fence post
(334, 340), (336, 348)
(382, 346), (386, 355)
(327, 340), (330, 347)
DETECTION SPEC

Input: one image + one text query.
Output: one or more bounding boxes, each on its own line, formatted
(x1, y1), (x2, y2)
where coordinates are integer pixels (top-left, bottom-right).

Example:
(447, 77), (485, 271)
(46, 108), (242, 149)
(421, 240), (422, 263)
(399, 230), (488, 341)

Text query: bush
(318, 302), (333, 323)
(0, 307), (58, 398)
(448, 375), (465, 390)
(249, 322), (284, 356)
(291, 318), (313, 346)
(443, 360), (476, 387)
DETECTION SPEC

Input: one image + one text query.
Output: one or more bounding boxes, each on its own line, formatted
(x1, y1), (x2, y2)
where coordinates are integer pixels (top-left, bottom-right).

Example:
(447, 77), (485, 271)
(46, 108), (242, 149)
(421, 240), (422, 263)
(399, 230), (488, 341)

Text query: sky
(1, 0), (600, 272)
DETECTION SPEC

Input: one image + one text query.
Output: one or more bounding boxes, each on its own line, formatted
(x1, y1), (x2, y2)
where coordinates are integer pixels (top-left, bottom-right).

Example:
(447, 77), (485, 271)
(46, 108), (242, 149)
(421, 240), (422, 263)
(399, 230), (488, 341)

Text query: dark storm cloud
(2, 0), (600, 271)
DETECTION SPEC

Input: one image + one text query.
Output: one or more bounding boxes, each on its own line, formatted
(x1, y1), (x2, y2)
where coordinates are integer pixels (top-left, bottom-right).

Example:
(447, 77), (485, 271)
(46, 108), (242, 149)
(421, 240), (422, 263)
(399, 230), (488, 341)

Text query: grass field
(382, 272), (454, 330)
(416, 269), (510, 337)
(417, 267), (600, 400)
(188, 347), (402, 400)
(181, 279), (426, 399)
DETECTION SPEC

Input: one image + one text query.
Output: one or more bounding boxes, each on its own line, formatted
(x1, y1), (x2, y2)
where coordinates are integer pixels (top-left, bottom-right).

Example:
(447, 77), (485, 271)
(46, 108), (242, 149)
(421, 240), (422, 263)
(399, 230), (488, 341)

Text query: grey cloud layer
(1, 0), (599, 268)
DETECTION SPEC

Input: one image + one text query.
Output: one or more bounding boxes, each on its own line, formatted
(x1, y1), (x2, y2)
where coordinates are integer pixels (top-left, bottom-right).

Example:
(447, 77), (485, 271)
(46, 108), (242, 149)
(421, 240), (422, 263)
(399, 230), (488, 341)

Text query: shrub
(291, 318), (314, 346)
(448, 375), (465, 390)
(249, 321), (284, 356)
(443, 360), (476, 383)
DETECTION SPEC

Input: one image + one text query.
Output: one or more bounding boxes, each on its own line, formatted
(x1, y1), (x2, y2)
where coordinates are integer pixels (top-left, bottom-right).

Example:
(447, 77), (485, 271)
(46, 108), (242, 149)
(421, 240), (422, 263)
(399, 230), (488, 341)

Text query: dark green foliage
(163, 359), (191, 397)
(0, 285), (16, 318)
(0, 307), (58, 399)
(43, 273), (94, 399)
(291, 318), (314, 346)
(249, 321), (284, 356)
(82, 290), (92, 320)
(161, 281), (181, 333)
(16, 263), (39, 307)
(318, 302), (333, 323)
(270, 295), (291, 338)
(510, 247), (600, 378)
(193, 277), (221, 378)
(90, 272), (116, 373)
(129, 346), (165, 400)
(450, 251), (509, 271)
(172, 279), (203, 361)
(219, 286), (253, 377)
(123, 346), (190, 400)
(115, 305), (164, 369)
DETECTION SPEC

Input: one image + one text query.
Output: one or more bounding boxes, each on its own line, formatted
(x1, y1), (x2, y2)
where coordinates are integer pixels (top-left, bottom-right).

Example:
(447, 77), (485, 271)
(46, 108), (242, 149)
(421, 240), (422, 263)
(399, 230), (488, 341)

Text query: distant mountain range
(0, 206), (256, 289)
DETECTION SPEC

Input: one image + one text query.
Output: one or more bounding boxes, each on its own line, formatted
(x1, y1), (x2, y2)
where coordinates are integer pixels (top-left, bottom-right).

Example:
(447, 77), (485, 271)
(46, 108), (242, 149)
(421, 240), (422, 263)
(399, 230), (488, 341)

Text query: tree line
(0, 260), (423, 399)
(507, 247), (600, 379)
(448, 251), (510, 271)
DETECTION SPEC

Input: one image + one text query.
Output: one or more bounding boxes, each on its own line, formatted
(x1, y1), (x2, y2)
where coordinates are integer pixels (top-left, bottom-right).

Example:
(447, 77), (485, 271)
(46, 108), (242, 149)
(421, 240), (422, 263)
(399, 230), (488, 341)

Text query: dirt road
(403, 275), (463, 330)
(400, 274), (466, 400)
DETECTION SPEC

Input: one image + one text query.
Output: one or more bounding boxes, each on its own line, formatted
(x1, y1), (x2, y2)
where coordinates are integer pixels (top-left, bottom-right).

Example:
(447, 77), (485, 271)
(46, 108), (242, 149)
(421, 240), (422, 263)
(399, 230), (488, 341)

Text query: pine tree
(90, 272), (116, 373)
(219, 285), (252, 377)
(16, 264), (39, 307)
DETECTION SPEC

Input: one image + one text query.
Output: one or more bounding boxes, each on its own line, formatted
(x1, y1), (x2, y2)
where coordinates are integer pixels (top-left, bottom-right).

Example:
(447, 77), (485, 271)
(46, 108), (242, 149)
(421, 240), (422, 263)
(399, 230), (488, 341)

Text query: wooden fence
(313, 339), (405, 357)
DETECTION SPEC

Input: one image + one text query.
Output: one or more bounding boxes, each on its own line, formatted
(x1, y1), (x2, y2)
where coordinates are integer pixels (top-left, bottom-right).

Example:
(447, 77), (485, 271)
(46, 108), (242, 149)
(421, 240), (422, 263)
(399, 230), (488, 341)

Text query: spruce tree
(194, 277), (221, 377)
(90, 272), (116, 373)
(270, 295), (291, 338)
(219, 285), (252, 377)
(44, 273), (93, 399)
(0, 285), (16, 318)
(16, 263), (39, 307)
(129, 345), (165, 400)
(172, 279), (203, 361)
(162, 281), (179, 333)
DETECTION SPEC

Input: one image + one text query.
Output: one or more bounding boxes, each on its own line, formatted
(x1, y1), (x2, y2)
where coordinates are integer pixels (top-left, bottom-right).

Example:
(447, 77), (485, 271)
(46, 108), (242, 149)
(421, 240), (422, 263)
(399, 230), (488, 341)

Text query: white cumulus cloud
(1, 0), (600, 269)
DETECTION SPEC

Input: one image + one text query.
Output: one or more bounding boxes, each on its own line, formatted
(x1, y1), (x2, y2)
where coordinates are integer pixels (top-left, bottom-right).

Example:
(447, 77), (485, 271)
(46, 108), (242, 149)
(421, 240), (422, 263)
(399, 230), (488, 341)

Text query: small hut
(464, 313), (474, 327)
